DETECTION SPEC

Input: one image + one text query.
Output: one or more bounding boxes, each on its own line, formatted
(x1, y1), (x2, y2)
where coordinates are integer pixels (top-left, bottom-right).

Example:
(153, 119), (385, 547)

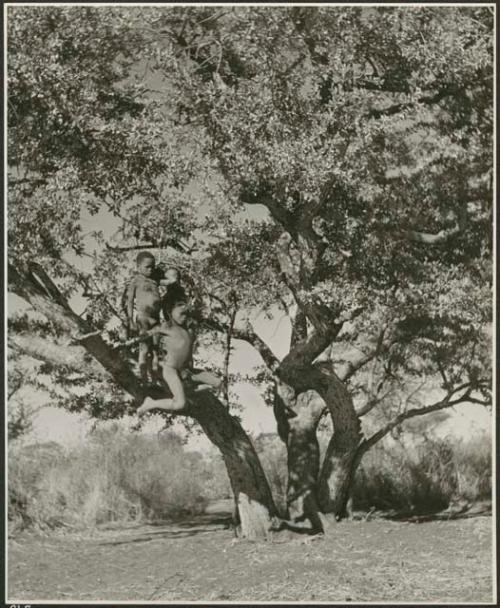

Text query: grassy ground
(8, 504), (493, 603)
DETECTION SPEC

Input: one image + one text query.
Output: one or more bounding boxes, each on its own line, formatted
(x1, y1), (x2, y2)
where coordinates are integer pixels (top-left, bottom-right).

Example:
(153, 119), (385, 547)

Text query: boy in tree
(137, 297), (221, 413)
(124, 251), (164, 382)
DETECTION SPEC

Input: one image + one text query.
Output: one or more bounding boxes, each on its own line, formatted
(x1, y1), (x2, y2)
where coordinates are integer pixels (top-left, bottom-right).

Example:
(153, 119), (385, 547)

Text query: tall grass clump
(8, 426), (227, 535)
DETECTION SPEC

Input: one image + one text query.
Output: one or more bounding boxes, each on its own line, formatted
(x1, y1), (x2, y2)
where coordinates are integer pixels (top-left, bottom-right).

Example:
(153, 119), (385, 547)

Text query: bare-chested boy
(125, 251), (163, 382)
(137, 297), (221, 413)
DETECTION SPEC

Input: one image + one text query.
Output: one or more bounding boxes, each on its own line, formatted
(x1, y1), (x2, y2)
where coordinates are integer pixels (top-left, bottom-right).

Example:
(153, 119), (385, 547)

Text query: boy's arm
(125, 277), (137, 327)
(186, 329), (196, 370)
(122, 323), (170, 347)
(149, 323), (170, 336)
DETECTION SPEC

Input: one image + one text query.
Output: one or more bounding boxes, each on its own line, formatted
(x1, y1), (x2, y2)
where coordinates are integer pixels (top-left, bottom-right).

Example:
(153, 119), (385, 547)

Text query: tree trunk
(186, 393), (278, 539)
(277, 353), (362, 523)
(317, 432), (359, 520)
(274, 382), (325, 532)
(316, 370), (362, 519)
(8, 263), (277, 540)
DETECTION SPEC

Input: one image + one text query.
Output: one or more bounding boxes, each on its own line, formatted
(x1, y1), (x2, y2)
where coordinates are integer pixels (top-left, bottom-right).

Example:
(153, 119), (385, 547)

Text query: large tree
(7, 6), (493, 537)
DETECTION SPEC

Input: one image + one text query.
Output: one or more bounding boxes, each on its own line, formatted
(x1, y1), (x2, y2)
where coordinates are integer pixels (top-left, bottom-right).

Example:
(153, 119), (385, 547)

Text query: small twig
(222, 304), (237, 407)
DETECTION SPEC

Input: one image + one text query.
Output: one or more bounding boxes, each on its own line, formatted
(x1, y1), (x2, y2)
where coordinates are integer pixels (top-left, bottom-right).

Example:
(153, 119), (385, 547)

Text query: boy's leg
(137, 316), (157, 381)
(151, 334), (162, 383)
(163, 365), (186, 409)
(137, 366), (186, 415)
(190, 369), (222, 390)
(138, 341), (149, 381)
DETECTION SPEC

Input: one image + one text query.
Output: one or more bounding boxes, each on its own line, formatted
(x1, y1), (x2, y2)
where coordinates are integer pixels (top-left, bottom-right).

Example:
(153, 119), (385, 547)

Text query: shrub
(8, 428), (215, 535)
(9, 426), (492, 536)
(251, 432), (492, 516)
(352, 434), (492, 513)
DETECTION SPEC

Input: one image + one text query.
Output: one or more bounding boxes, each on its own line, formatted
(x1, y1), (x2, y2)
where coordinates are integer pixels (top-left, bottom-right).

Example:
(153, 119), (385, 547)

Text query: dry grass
(8, 428), (494, 603)
(8, 427), (491, 536)
(8, 427), (230, 534)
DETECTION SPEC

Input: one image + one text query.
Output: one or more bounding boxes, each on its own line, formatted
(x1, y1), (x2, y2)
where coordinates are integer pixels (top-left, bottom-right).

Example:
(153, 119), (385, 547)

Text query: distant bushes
(253, 432), (492, 516)
(9, 426), (491, 536)
(8, 427), (231, 535)
(352, 434), (492, 513)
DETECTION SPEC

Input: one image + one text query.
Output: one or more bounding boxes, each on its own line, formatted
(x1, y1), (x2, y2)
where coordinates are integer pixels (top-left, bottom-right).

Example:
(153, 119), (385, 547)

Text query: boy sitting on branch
(136, 296), (222, 414)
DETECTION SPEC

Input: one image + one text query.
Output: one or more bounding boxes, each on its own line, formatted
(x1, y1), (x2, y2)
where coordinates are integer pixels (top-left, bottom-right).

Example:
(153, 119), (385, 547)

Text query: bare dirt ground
(8, 502), (494, 603)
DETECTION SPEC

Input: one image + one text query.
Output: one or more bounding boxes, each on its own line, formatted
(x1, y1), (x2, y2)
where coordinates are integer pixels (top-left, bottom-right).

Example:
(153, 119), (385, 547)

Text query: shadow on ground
(355, 500), (492, 524)
(98, 512), (234, 546)
(98, 500), (493, 547)
(8, 498), (492, 603)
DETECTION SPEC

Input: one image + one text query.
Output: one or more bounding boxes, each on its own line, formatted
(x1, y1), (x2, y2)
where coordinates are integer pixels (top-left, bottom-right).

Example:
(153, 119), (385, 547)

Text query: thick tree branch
(9, 263), (146, 399)
(105, 237), (195, 254)
(201, 315), (280, 372)
(338, 328), (388, 382)
(367, 86), (464, 119)
(359, 383), (486, 454)
(389, 224), (461, 245)
(239, 186), (297, 239)
(277, 232), (340, 335)
(9, 333), (109, 381)
(290, 308), (308, 347)
(27, 262), (70, 309)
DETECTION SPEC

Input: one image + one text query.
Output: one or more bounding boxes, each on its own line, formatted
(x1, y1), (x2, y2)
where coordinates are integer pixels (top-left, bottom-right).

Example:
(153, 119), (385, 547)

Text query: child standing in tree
(124, 251), (164, 382)
(137, 297), (221, 413)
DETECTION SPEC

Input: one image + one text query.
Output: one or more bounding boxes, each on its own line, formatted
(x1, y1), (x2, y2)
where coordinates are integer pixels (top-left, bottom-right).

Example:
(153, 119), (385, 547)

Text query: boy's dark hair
(151, 264), (166, 282)
(162, 293), (188, 322)
(136, 251), (155, 265)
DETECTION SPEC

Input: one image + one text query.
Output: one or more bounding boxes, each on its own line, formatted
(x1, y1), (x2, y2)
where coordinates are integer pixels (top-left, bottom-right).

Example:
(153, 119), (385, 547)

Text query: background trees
(7, 5), (493, 537)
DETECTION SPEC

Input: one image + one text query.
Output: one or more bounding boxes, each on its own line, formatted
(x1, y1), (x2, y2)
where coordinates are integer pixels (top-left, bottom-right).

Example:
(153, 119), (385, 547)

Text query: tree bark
(8, 263), (277, 539)
(185, 393), (278, 539)
(277, 349), (362, 522)
(274, 382), (325, 532)
(316, 367), (362, 519)
(317, 432), (359, 520)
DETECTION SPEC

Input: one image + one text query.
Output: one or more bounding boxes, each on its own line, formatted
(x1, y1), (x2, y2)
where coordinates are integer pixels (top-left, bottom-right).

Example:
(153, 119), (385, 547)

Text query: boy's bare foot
(137, 396), (184, 415)
(137, 397), (158, 416)
(193, 383), (212, 392)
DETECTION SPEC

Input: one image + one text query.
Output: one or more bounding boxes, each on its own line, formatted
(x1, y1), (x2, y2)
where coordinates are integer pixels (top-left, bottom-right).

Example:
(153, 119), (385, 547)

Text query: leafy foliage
(7, 6), (492, 440)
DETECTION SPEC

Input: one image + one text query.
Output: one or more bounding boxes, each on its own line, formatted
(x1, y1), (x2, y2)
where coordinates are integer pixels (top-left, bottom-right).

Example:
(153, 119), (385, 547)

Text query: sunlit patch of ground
(8, 509), (493, 603)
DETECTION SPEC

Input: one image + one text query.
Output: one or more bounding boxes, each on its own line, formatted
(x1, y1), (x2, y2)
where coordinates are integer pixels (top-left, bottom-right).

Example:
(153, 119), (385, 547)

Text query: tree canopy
(7, 5), (493, 535)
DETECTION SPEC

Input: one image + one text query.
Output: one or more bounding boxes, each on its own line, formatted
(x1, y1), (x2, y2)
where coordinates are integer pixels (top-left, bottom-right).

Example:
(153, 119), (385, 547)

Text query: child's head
(136, 252), (155, 277)
(163, 296), (188, 326)
(165, 267), (181, 285)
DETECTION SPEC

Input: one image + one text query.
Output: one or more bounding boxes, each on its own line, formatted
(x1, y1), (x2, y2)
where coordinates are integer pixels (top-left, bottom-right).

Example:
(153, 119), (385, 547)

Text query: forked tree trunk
(8, 264), (278, 540)
(277, 353), (362, 523)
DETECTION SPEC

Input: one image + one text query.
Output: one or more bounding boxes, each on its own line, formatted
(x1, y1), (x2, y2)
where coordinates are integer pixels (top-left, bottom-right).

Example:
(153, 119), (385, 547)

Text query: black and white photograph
(5, 2), (496, 604)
